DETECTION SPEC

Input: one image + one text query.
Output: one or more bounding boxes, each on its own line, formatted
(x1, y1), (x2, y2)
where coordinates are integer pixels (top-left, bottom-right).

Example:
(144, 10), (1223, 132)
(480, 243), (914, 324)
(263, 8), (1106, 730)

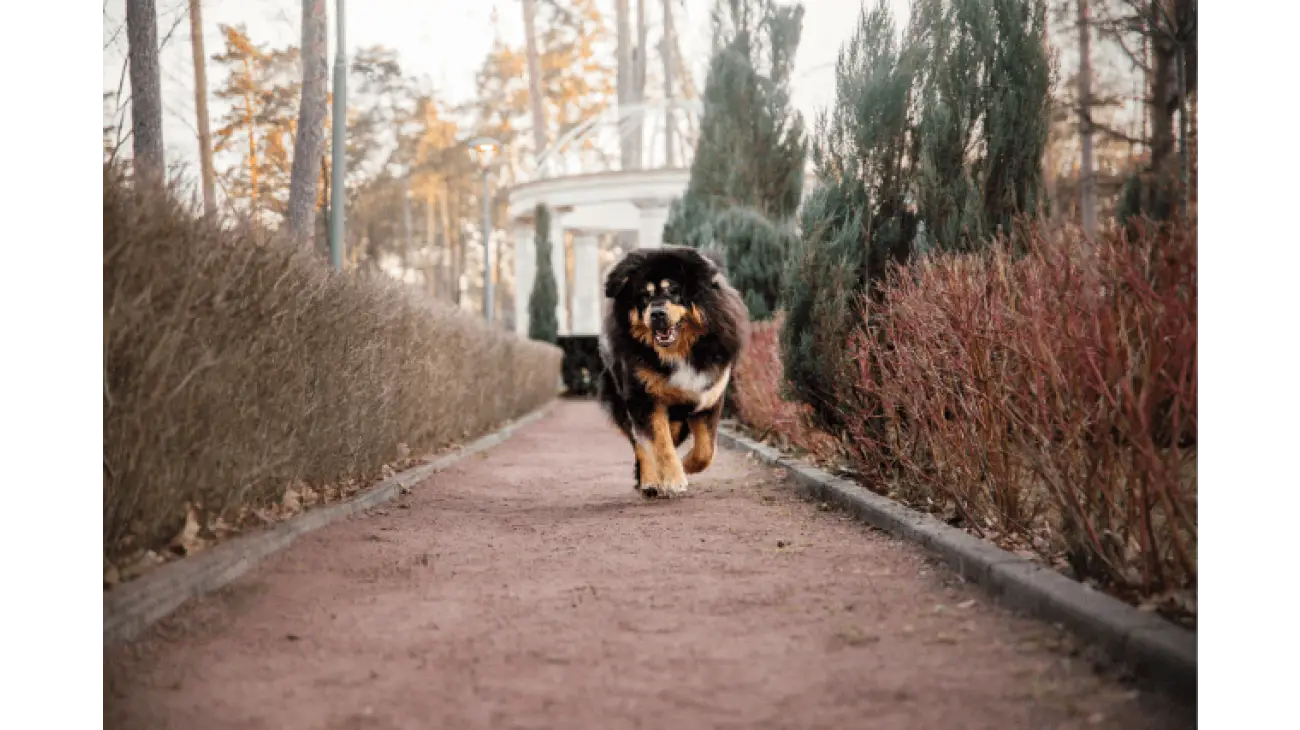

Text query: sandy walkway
(105, 400), (1192, 729)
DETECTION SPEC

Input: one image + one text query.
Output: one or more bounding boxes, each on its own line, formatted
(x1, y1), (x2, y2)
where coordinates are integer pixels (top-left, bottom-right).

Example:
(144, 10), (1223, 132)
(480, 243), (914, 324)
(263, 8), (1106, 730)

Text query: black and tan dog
(597, 246), (749, 498)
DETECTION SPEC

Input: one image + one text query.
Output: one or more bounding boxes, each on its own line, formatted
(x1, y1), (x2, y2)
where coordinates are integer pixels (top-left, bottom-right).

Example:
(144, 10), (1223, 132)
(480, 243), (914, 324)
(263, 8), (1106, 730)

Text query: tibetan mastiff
(597, 246), (749, 498)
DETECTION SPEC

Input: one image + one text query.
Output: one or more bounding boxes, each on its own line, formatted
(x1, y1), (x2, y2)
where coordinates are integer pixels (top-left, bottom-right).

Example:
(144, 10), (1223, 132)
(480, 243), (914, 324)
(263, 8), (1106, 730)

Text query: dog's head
(604, 246), (728, 353)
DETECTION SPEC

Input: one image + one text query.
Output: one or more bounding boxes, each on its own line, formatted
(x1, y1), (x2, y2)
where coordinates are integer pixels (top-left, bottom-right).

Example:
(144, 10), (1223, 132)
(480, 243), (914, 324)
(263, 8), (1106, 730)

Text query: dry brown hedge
(104, 168), (561, 561)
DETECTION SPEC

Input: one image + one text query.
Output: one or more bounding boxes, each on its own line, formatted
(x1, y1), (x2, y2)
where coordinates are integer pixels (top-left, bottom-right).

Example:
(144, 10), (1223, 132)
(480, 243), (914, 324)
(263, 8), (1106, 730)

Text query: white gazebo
(507, 98), (703, 337)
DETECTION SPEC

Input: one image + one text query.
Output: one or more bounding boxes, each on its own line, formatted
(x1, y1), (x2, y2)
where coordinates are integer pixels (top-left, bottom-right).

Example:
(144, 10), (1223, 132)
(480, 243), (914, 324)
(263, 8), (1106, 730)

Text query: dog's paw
(638, 477), (687, 499)
(660, 473), (689, 497)
(682, 453), (712, 475)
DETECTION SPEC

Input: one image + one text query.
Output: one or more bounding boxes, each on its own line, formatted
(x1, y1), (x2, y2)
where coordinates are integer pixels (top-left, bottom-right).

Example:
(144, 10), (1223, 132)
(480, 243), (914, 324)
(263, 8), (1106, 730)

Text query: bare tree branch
(1096, 21), (1151, 73)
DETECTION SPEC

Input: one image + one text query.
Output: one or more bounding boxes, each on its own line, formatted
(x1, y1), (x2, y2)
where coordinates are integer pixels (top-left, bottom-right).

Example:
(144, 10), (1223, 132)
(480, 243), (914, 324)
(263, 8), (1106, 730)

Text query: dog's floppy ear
(604, 250), (646, 299)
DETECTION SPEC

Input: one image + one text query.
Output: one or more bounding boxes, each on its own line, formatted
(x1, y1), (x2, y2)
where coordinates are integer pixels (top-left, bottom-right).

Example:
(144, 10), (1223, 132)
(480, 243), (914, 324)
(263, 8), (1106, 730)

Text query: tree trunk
(662, 0), (677, 167)
(616, 0), (636, 169)
(1148, 16), (1177, 222)
(1077, 0), (1096, 237)
(425, 188), (437, 297)
(629, 0), (648, 169)
(522, 0), (549, 168)
(126, 0), (165, 190)
(287, 0), (329, 249)
(319, 152), (330, 254)
(1176, 29), (1190, 219)
(441, 189), (457, 304)
(188, 0), (216, 215)
(244, 54), (259, 226)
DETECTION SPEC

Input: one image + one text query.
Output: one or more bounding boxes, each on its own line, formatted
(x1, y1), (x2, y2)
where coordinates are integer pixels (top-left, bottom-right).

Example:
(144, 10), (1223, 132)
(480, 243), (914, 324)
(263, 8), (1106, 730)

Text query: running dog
(597, 246), (749, 498)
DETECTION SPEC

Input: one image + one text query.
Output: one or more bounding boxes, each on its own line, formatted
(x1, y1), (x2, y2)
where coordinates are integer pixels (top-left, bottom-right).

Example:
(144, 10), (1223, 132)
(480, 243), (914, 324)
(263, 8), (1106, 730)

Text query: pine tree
(782, 0), (1051, 433)
(663, 0), (807, 320)
(475, 1), (615, 178)
(528, 204), (560, 344)
(212, 26), (302, 225)
(710, 207), (796, 320)
(911, 0), (1052, 251)
(780, 0), (913, 434)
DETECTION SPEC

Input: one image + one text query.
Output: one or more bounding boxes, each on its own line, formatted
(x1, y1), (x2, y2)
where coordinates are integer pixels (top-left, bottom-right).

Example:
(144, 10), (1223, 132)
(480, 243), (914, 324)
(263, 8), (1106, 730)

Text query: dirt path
(105, 400), (1192, 730)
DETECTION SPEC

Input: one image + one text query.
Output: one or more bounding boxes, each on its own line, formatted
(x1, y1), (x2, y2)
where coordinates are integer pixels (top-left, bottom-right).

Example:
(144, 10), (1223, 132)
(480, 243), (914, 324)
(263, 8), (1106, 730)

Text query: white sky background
(103, 0), (908, 178)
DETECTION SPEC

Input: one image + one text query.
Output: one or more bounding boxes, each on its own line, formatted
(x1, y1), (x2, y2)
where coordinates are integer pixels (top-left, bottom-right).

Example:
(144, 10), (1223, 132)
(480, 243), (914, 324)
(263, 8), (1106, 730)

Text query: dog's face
(635, 276), (690, 348)
(604, 247), (725, 355)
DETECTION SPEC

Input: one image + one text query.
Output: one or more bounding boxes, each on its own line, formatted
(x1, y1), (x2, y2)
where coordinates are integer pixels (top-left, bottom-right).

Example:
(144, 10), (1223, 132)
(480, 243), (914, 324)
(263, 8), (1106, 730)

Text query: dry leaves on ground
(103, 453), (426, 591)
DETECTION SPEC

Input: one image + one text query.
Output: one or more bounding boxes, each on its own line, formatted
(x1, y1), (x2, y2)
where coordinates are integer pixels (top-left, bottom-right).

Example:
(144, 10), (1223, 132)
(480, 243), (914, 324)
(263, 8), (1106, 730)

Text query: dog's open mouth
(652, 324), (680, 347)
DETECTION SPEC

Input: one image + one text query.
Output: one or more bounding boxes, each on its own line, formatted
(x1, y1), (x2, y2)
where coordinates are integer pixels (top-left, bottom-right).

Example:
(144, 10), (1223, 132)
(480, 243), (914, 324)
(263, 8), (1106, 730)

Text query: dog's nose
(649, 307), (668, 327)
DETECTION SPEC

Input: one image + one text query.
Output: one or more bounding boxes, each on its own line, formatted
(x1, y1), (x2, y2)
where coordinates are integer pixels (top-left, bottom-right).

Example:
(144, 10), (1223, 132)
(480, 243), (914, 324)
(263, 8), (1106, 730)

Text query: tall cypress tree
(911, 0), (1052, 251)
(663, 0), (807, 320)
(782, 0), (1052, 433)
(528, 204), (559, 344)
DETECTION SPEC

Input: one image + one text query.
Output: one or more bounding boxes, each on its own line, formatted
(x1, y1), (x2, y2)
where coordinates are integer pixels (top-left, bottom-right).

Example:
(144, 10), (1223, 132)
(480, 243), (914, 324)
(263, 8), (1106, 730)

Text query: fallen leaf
(956, 599), (976, 609)
(169, 505), (204, 556)
(282, 485), (302, 511)
(119, 550), (166, 581)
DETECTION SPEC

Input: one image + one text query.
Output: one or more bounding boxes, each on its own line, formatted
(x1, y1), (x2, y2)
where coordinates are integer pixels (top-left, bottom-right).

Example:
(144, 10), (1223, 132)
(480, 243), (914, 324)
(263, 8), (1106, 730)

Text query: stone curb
(716, 426), (1196, 702)
(104, 402), (556, 647)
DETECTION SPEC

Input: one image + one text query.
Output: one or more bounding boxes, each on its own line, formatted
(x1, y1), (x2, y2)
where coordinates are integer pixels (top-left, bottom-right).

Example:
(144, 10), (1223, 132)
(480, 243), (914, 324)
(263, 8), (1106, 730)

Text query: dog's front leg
(633, 441), (660, 492)
(682, 405), (721, 475)
(649, 404), (689, 495)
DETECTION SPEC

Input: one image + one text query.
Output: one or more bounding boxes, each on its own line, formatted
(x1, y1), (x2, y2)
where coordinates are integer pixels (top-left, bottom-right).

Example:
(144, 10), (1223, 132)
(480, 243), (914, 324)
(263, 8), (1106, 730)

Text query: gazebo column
(512, 219), (535, 337)
(571, 231), (601, 335)
(634, 199), (671, 249)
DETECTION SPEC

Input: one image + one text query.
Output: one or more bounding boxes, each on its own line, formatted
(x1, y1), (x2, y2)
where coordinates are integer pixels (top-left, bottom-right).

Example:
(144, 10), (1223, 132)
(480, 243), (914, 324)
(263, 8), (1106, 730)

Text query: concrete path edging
(716, 425), (1197, 701)
(103, 402), (556, 647)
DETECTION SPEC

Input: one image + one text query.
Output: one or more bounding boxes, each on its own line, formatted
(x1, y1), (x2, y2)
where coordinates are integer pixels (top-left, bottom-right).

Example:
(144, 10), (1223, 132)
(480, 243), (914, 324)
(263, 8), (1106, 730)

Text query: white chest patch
(669, 365), (732, 413)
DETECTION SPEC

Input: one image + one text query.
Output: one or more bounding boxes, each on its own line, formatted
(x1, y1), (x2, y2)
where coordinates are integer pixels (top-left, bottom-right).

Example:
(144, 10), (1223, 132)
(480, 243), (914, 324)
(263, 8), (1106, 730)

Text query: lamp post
(328, 0), (347, 271)
(466, 135), (501, 323)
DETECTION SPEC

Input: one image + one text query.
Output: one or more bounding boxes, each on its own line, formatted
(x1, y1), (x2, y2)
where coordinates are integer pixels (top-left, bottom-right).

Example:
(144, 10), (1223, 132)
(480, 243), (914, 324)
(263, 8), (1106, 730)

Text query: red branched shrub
(842, 221), (1196, 619)
(736, 220), (1196, 622)
(732, 316), (838, 457)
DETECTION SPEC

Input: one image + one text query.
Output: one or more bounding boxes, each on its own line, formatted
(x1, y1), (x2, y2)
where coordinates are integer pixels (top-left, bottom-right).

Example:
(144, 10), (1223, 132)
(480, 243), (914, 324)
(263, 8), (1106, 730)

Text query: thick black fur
(597, 246), (749, 496)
